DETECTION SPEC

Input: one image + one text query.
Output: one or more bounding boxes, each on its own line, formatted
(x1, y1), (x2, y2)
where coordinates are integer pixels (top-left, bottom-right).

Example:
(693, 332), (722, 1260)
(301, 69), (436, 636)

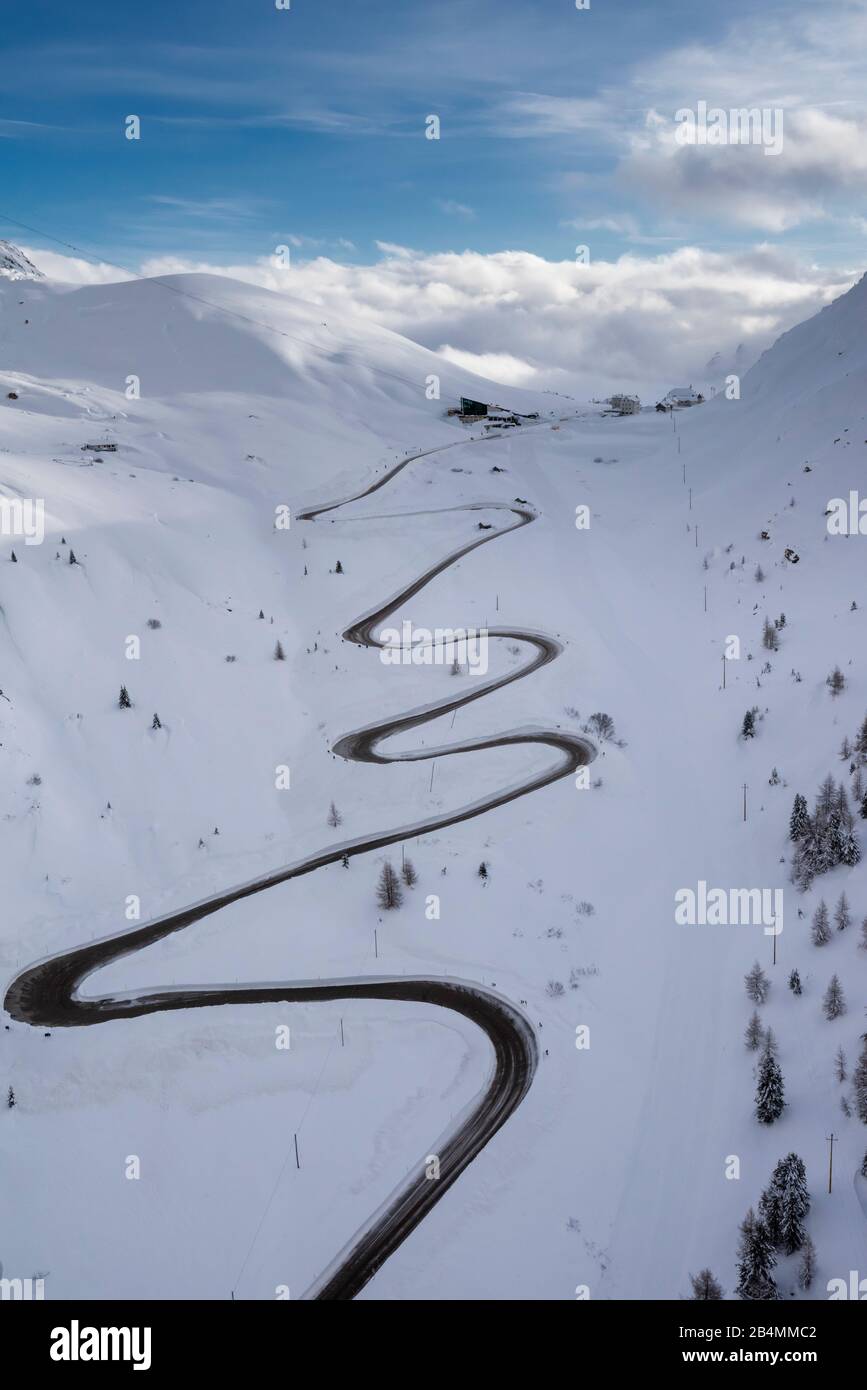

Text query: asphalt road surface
(5, 432), (595, 1300)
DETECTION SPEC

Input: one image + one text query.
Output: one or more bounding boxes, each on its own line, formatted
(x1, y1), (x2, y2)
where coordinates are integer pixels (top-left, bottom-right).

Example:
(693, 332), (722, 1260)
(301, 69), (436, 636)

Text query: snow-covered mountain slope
(1, 248), (865, 1302)
(0, 240), (44, 281)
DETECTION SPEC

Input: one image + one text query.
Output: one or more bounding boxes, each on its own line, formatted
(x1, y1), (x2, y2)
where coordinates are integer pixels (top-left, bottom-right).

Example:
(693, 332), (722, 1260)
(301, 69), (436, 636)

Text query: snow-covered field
(2, 246), (866, 1300)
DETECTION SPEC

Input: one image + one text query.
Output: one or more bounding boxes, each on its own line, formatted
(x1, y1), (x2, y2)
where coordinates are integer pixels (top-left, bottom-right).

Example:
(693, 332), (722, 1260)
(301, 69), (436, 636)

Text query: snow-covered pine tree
(853, 1038), (867, 1123)
(841, 736), (853, 761)
(834, 892), (851, 931)
(376, 860), (403, 910)
(745, 960), (770, 1005)
(758, 1184), (782, 1248)
(736, 1208), (778, 1300)
(855, 712), (867, 763)
(798, 1235), (816, 1291)
(840, 824), (861, 866)
(118, 685), (132, 709)
(151, 713), (161, 730)
(789, 793), (809, 841)
(774, 1154), (810, 1255)
(741, 708), (757, 739)
(7, 1086), (14, 1108)
(811, 901), (831, 946)
(689, 1269), (723, 1300)
(755, 1036), (785, 1123)
(860, 917), (867, 950)
(335, 560), (344, 574)
(788, 968), (802, 996)
(274, 640), (285, 661)
(861, 1150), (867, 1179)
(827, 665), (846, 696)
(835, 1046), (847, 1083)
(327, 801), (342, 828)
(69, 549), (77, 565)
(401, 858), (418, 887)
(745, 1010), (764, 1050)
(762, 617), (779, 651)
(478, 861), (489, 883)
(822, 974), (846, 1020)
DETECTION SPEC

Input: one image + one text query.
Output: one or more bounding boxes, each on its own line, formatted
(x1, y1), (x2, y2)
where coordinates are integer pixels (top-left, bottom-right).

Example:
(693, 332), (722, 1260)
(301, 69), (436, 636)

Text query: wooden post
(340, 1018), (345, 1048)
(827, 1133), (835, 1193)
(294, 1134), (300, 1170)
(743, 783), (748, 822)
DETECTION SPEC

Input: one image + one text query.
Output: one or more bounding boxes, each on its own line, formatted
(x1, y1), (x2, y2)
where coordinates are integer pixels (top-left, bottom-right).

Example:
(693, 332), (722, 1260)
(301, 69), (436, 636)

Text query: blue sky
(2, 1), (866, 396)
(4, 0), (859, 266)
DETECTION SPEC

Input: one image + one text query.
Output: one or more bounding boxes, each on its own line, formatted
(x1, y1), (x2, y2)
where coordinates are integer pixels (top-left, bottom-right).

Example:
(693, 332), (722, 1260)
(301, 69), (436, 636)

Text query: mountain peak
(0, 240), (44, 281)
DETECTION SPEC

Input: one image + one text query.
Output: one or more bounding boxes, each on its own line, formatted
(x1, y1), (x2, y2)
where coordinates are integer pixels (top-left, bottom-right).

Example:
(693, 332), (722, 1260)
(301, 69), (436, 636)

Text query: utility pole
(826, 1132), (836, 1193)
(689, 487), (692, 510)
(722, 653), (727, 690)
(743, 783), (748, 822)
(374, 928), (378, 959)
(703, 584), (707, 613)
(340, 1018), (345, 1048)
(695, 524), (699, 548)
(294, 1134), (300, 1171)
(429, 760), (436, 792)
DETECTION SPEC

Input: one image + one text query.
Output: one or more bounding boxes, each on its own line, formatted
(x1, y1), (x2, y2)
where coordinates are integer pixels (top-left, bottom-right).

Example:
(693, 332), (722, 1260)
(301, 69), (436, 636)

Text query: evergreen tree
(745, 1010), (764, 1051)
(10, 550), (17, 563)
(834, 892), (851, 931)
(860, 917), (867, 951)
(861, 790), (867, 821)
(755, 1035), (785, 1124)
(327, 801), (342, 828)
(855, 712), (867, 763)
(258, 609), (264, 619)
(835, 1046), (847, 1083)
(789, 793), (809, 841)
(860, 1150), (867, 1180)
(151, 713), (161, 730)
(274, 640), (285, 661)
(827, 665), (846, 696)
(762, 617), (779, 651)
(736, 1208), (778, 1300)
(798, 1235), (816, 1291)
(741, 708), (757, 739)
(478, 861), (489, 884)
(401, 858), (418, 888)
(823, 974), (846, 1020)
(772, 1154), (810, 1255)
(118, 685), (132, 709)
(69, 549), (77, 565)
(6, 1086), (14, 1108)
(690, 1269), (723, 1300)
(840, 736), (853, 761)
(758, 1185), (782, 1248)
(811, 900), (831, 946)
(335, 560), (344, 574)
(788, 968), (802, 996)
(853, 1038), (867, 1123)
(376, 860), (403, 910)
(854, 768), (864, 803)
(745, 960), (770, 1005)
(841, 824), (861, 866)
(341, 854), (350, 868)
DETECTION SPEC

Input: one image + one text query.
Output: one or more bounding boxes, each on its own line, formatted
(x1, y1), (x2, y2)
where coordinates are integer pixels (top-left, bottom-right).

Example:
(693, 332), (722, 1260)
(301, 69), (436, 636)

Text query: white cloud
(22, 239), (855, 399)
(437, 345), (538, 386)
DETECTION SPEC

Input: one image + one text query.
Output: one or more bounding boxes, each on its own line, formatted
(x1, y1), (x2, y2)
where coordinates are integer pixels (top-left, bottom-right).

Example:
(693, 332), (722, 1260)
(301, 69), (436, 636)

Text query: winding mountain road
(4, 431), (594, 1301)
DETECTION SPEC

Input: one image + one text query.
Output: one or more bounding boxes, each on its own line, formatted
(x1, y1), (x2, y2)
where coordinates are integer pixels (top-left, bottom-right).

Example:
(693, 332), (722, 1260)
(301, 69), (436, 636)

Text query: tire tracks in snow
(5, 433), (595, 1301)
